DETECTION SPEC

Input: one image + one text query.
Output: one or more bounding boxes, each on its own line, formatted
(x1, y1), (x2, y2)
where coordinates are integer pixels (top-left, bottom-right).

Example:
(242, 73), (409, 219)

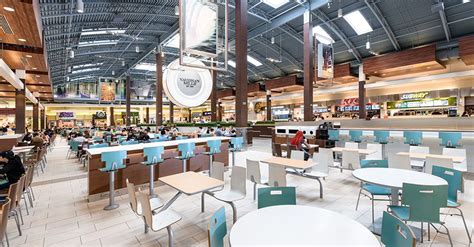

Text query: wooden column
(303, 7), (314, 121)
(15, 89), (26, 134)
(266, 90), (272, 121)
(235, 0), (248, 127)
(211, 70), (218, 122)
(188, 109), (192, 122)
(33, 103), (39, 131)
(110, 107), (115, 126)
(125, 75), (131, 127)
(145, 107), (150, 123)
(40, 109), (45, 130)
(358, 64), (367, 119)
(217, 101), (222, 121)
(169, 102), (174, 123)
(156, 52), (163, 127)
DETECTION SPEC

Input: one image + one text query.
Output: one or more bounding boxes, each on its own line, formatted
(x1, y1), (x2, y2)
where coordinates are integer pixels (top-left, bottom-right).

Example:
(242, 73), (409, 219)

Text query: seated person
(290, 131), (310, 161)
(137, 131), (150, 142)
(0, 151), (25, 191)
(22, 132), (33, 142)
(31, 132), (44, 150)
(158, 130), (169, 140)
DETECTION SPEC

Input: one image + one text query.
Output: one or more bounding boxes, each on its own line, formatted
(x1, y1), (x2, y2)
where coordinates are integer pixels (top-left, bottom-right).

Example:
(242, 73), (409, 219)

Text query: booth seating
(328, 129), (340, 142)
(121, 140), (139, 145)
(403, 131), (423, 146)
(175, 142), (196, 172)
(143, 146), (165, 197)
(229, 137), (244, 168)
(439, 132), (462, 148)
(100, 150), (127, 210)
(349, 130), (363, 143)
(203, 140), (222, 176)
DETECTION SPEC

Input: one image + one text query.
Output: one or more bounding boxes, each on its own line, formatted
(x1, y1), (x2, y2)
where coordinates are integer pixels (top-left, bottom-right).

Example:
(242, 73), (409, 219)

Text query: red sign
(0, 108), (15, 115)
(340, 98), (359, 105)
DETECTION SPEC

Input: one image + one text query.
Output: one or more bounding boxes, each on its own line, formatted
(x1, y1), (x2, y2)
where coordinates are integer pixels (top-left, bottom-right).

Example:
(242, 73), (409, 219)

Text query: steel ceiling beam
(432, 2), (451, 41)
(364, 0), (400, 51)
(41, 11), (177, 19)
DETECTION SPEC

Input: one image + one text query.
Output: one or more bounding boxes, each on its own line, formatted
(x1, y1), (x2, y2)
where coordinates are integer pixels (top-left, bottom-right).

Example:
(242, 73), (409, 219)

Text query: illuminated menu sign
(400, 92), (429, 100)
(387, 97), (456, 109)
(58, 112), (75, 119)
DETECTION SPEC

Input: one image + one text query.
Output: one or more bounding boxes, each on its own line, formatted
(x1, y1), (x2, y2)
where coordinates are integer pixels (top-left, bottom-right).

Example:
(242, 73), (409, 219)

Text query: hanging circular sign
(163, 57), (213, 107)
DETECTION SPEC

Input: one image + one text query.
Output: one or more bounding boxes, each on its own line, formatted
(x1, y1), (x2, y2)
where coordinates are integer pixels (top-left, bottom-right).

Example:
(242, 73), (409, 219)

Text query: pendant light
(77, 0), (84, 13)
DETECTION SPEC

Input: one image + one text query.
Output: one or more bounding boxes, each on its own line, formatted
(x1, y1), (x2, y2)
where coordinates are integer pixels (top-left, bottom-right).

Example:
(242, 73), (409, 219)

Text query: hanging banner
(317, 43), (334, 79)
(163, 57), (213, 108)
(100, 81), (116, 101)
(179, 0), (228, 71)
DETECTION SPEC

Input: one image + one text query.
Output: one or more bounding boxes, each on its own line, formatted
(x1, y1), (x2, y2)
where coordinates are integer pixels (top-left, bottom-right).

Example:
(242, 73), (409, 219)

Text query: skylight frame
(343, 10), (373, 35)
(228, 60), (236, 68)
(165, 33), (180, 48)
(71, 67), (101, 74)
(81, 28), (126, 36)
(247, 55), (262, 67)
(77, 40), (118, 47)
(261, 0), (289, 9)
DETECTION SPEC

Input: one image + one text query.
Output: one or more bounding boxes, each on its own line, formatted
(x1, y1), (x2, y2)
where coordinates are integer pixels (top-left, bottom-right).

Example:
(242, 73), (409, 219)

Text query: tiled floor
(6, 137), (473, 246)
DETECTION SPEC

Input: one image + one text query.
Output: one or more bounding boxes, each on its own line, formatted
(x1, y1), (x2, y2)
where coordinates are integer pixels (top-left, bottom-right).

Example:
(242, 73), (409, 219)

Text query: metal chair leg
(316, 177), (323, 199)
(253, 183), (257, 201)
(455, 207), (472, 243)
(355, 188), (362, 211)
(23, 197), (29, 215)
(440, 223), (453, 247)
(201, 192), (205, 213)
(13, 212), (21, 236)
(18, 207), (23, 225)
(420, 222), (423, 243)
(5, 232), (8, 247)
(167, 225), (174, 247)
(229, 201), (237, 224)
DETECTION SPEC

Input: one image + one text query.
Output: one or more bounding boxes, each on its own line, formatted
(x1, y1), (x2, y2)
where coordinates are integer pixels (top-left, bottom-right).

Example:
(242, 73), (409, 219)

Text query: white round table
(352, 168), (447, 205)
(230, 205), (380, 246)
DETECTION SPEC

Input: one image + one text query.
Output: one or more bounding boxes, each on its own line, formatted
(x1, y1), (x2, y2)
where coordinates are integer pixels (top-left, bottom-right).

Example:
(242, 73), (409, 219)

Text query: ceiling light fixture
(18, 38), (27, 42)
(135, 46), (140, 53)
(175, 6), (179, 15)
(112, 70), (115, 76)
(271, 36), (275, 44)
(338, 8), (343, 18)
(69, 50), (75, 58)
(32, 67), (37, 70)
(462, 0), (470, 3)
(25, 55), (32, 58)
(77, 0), (84, 13)
(122, 60), (125, 66)
(366, 35), (371, 50)
(3, 7), (14, 12)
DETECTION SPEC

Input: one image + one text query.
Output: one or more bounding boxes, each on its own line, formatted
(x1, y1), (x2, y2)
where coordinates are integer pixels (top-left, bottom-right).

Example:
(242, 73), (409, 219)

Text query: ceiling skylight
(247, 55), (262, 67)
(228, 60), (236, 68)
(78, 40), (118, 47)
(343, 10), (373, 35)
(72, 63), (103, 69)
(312, 26), (334, 45)
(165, 34), (180, 48)
(262, 0), (289, 9)
(135, 63), (156, 71)
(81, 28), (126, 36)
(71, 67), (100, 74)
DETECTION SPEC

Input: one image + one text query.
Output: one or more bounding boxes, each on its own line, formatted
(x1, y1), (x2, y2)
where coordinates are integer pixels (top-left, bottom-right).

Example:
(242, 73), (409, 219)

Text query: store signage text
(400, 92), (429, 100)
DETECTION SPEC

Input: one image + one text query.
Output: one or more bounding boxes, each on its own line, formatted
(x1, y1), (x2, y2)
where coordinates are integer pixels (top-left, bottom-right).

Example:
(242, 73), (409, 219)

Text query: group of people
(22, 129), (54, 151)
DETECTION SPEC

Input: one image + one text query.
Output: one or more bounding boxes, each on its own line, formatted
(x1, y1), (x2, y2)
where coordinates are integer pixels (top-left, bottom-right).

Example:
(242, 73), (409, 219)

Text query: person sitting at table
(214, 126), (224, 136)
(290, 130), (310, 160)
(137, 131), (150, 142)
(158, 130), (169, 140)
(0, 151), (25, 191)
(31, 132), (44, 150)
(22, 132), (33, 142)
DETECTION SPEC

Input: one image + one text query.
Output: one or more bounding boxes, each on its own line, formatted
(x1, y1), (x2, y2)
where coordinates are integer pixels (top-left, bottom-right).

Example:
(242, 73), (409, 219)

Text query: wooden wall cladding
(247, 82), (264, 93)
(459, 35), (474, 65)
(363, 45), (445, 78)
(216, 88), (235, 98)
(265, 75), (300, 91)
(317, 63), (357, 84)
(1, 50), (47, 71)
(0, 0), (42, 47)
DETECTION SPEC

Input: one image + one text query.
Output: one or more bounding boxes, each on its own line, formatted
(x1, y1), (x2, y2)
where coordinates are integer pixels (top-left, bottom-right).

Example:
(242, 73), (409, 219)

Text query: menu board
(387, 97), (456, 109)
(58, 112), (75, 119)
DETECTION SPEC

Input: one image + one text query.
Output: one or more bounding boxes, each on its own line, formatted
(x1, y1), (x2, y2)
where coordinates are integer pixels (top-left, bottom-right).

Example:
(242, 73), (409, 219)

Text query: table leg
(149, 165), (157, 198)
(104, 171), (119, 211)
(390, 188), (399, 205)
(182, 159), (187, 173)
(369, 188), (399, 235)
(231, 151), (235, 168)
(158, 192), (182, 213)
(209, 155), (213, 177)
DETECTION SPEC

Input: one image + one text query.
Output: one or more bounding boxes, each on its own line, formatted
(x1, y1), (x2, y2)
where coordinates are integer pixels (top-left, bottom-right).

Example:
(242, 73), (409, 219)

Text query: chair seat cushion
(213, 190), (245, 202)
(175, 155), (195, 160)
(447, 200), (459, 208)
(304, 170), (328, 178)
(388, 205), (410, 221)
(362, 184), (391, 195)
(151, 209), (182, 231)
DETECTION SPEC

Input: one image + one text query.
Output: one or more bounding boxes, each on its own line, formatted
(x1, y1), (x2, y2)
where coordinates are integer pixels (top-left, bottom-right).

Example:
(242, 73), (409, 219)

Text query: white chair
(126, 179), (164, 233)
(208, 166), (246, 223)
(341, 150), (360, 170)
(303, 150), (330, 198)
(246, 159), (268, 200)
(136, 191), (181, 247)
(443, 148), (467, 172)
(388, 153), (411, 170)
(425, 156), (453, 174)
(268, 164), (287, 187)
(365, 143), (382, 160)
(210, 161), (225, 182)
(290, 150), (305, 160)
(345, 142), (359, 149)
(409, 146), (429, 169)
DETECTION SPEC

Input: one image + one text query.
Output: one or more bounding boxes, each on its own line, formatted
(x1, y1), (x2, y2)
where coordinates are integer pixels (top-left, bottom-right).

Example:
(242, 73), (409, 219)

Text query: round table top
(352, 168), (447, 189)
(230, 205), (380, 246)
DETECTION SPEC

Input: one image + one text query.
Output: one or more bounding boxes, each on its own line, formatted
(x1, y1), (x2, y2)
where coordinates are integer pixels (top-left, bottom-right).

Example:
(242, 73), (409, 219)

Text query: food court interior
(0, 0), (473, 246)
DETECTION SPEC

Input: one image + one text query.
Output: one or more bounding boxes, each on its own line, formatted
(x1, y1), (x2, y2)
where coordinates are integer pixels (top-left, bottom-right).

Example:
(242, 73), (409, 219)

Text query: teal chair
(229, 137), (244, 168)
(143, 146), (165, 198)
(67, 140), (80, 159)
(355, 160), (391, 223)
(121, 140), (139, 145)
(432, 165), (471, 243)
(257, 187), (296, 209)
(149, 138), (165, 143)
(89, 143), (109, 149)
(439, 132), (462, 148)
(328, 129), (339, 141)
(374, 130), (390, 144)
(381, 211), (416, 247)
(117, 136), (127, 143)
(208, 207), (227, 247)
(105, 135), (112, 143)
(176, 135), (188, 140)
(100, 150), (127, 210)
(403, 131), (422, 146)
(92, 137), (103, 142)
(175, 142), (195, 172)
(349, 130), (363, 143)
(388, 183), (451, 245)
(203, 140), (222, 176)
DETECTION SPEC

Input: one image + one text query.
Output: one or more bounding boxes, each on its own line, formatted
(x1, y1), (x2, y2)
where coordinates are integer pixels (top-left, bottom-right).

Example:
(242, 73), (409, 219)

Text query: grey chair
(126, 179), (164, 233)
(246, 159), (268, 200)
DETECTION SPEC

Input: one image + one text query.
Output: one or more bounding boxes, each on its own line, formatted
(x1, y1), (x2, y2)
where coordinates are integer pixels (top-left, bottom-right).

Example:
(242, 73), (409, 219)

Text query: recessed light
(3, 7), (14, 12)
(25, 55), (33, 58)
(36, 75), (40, 78)
(18, 38), (27, 42)
(32, 67), (37, 70)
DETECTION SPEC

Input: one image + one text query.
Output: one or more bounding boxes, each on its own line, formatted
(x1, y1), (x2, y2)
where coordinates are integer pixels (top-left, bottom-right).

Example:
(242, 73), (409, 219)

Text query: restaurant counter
(0, 134), (24, 152)
(86, 137), (230, 201)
